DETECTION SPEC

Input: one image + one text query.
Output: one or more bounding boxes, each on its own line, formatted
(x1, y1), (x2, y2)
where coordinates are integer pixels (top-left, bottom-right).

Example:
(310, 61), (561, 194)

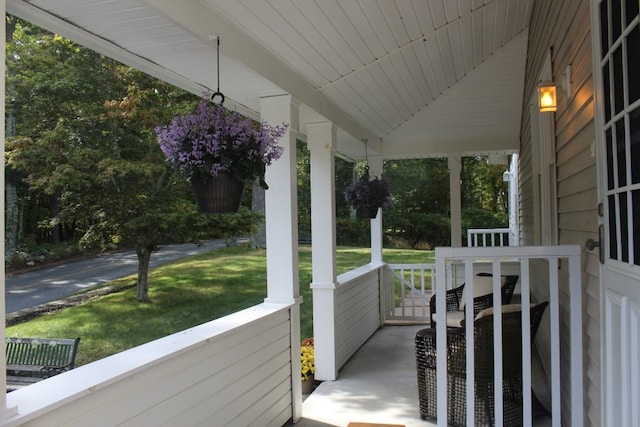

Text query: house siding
(521, 0), (600, 425)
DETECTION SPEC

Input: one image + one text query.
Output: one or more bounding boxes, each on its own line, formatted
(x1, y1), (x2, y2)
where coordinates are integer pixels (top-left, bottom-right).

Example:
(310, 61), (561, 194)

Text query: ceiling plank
(144, 0), (380, 147)
(413, 0), (436, 36)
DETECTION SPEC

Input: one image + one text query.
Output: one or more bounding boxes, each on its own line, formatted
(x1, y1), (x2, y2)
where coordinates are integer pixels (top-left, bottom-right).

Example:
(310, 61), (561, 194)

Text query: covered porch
(1, 0), (599, 426)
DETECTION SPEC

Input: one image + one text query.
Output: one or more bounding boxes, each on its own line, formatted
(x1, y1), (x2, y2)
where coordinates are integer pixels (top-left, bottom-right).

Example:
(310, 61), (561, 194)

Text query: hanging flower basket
(156, 97), (288, 214)
(191, 172), (245, 214)
(356, 204), (380, 219)
(344, 167), (391, 218)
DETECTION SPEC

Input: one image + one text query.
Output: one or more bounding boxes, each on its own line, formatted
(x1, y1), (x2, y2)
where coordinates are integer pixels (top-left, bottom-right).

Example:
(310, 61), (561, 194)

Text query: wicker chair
(429, 274), (519, 328)
(415, 301), (548, 426)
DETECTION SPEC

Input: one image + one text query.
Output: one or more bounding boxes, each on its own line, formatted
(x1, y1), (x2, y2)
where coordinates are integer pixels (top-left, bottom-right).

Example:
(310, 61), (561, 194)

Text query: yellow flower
(300, 338), (315, 381)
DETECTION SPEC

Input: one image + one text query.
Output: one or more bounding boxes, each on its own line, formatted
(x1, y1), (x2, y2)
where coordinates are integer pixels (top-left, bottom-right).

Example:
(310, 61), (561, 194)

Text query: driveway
(5, 239), (236, 315)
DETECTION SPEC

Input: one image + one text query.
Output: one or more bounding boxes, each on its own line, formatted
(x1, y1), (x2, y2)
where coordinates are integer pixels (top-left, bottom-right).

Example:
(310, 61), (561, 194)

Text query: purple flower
(344, 169), (391, 210)
(156, 99), (287, 189)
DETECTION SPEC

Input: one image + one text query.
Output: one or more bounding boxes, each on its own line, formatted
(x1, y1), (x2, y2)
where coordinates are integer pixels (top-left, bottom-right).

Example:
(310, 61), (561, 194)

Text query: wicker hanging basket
(356, 204), (379, 219)
(191, 172), (245, 214)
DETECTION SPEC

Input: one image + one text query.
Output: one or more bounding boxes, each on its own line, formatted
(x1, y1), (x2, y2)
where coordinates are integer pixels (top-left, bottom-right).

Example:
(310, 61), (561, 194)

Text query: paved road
(5, 239), (233, 314)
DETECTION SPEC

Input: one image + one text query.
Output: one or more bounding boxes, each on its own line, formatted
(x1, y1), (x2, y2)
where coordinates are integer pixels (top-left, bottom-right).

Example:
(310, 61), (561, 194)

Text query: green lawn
(6, 244), (431, 366)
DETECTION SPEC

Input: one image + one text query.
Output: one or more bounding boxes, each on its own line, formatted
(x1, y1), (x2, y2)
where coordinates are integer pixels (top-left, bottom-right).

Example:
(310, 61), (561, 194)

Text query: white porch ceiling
(7, 0), (534, 161)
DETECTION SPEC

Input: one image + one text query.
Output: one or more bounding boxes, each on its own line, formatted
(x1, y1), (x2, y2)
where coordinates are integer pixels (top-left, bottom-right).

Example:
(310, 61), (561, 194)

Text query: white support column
(448, 153), (463, 247)
(508, 154), (519, 246)
(368, 154), (384, 264)
(1, 0), (17, 418)
(259, 95), (302, 420)
(307, 122), (338, 380)
(261, 95), (300, 303)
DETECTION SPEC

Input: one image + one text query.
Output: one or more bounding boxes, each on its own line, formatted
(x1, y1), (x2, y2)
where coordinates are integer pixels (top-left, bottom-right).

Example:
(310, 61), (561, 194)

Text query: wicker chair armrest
(472, 292), (496, 317)
(430, 283), (466, 327)
(429, 283), (465, 313)
(501, 275), (519, 304)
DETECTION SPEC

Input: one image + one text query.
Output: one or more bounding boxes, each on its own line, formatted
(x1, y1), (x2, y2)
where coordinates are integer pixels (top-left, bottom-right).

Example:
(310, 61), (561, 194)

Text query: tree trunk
(136, 245), (153, 302)
(250, 183), (266, 249)
(5, 89), (19, 253)
(51, 192), (62, 244)
(5, 184), (19, 253)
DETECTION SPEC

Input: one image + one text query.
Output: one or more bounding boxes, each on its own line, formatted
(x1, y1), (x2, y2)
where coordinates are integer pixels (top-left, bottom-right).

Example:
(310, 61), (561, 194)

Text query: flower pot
(356, 204), (379, 219)
(301, 375), (314, 394)
(191, 173), (245, 214)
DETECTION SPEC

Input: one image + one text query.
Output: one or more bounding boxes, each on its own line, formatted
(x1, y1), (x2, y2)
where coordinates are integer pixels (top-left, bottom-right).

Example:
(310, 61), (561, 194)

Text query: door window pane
(627, 26), (640, 105)
(609, 195), (618, 260)
(620, 192), (629, 262)
(614, 46), (624, 114)
(601, 0), (610, 57)
(616, 119), (627, 187)
(607, 128), (615, 189)
(604, 62), (612, 121)
(625, 0), (638, 25)
(631, 107), (640, 183)
(612, 0), (623, 41)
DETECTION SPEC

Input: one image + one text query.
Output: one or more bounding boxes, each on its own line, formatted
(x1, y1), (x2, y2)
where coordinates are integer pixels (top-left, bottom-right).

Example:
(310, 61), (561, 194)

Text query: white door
(593, 1), (640, 426)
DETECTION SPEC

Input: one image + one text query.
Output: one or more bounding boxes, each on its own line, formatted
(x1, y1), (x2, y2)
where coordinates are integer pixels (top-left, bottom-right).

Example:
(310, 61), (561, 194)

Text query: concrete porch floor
(288, 325), (552, 427)
(289, 324), (432, 427)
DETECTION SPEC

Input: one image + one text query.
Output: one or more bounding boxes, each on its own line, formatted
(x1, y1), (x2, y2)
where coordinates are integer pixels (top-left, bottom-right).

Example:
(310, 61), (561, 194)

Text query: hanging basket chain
(211, 36), (225, 105)
(363, 137), (370, 175)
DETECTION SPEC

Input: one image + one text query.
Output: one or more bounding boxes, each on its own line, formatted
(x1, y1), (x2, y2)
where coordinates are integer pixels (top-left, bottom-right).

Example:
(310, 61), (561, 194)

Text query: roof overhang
(7, 0), (533, 161)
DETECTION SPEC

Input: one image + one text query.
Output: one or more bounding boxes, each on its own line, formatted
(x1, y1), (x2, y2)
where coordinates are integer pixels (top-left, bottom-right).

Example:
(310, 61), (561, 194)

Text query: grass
(6, 244), (431, 366)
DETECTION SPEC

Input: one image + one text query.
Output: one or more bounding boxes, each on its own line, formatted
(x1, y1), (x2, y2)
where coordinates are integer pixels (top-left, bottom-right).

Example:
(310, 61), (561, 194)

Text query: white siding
(335, 267), (382, 370)
(4, 303), (295, 427)
(521, 0), (600, 425)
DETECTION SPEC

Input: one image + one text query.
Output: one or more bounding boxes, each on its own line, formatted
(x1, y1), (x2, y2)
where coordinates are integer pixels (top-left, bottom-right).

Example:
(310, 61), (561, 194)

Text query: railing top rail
(467, 227), (510, 233)
(436, 244), (580, 259)
(386, 263), (435, 269)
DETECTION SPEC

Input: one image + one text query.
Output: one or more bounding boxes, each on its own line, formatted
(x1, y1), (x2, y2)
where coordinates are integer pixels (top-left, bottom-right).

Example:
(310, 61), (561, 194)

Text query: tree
(6, 17), (134, 244)
(5, 18), (208, 301)
(91, 86), (199, 301)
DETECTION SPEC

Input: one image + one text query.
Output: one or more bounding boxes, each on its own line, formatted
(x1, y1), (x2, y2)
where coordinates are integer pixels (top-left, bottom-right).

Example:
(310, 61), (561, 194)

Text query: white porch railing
(467, 227), (511, 247)
(2, 302), (298, 427)
(313, 263), (384, 380)
(433, 245), (583, 427)
(384, 263), (435, 322)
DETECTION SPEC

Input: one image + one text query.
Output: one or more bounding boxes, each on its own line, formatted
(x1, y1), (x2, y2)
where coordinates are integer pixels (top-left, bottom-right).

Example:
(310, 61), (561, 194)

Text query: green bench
(6, 337), (80, 391)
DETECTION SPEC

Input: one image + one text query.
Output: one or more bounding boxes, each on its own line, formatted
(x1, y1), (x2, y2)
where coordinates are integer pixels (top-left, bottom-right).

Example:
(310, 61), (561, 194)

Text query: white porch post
(368, 154), (384, 264)
(448, 153), (463, 247)
(307, 122), (339, 381)
(1, 0), (16, 417)
(259, 95), (303, 420)
(508, 153), (519, 245)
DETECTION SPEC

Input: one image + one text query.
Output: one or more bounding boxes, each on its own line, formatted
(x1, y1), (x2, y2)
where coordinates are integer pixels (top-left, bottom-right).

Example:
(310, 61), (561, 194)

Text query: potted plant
(300, 337), (315, 394)
(343, 167), (391, 218)
(156, 98), (288, 213)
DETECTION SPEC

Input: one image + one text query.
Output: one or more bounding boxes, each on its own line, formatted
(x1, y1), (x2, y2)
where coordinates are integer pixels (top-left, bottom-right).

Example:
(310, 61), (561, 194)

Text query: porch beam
(448, 153), (463, 247)
(307, 121), (339, 381)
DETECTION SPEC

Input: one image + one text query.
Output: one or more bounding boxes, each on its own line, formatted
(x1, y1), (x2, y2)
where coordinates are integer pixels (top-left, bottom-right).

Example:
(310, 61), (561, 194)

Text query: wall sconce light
(538, 81), (557, 112)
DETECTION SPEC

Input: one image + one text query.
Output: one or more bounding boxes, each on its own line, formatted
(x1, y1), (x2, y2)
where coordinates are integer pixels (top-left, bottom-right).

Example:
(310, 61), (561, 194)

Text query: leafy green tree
(296, 140), (311, 241)
(6, 17), (257, 301)
(384, 158), (450, 215)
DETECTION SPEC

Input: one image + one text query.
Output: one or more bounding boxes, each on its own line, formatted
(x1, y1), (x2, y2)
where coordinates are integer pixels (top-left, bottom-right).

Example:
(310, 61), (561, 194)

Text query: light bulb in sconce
(538, 82), (557, 112)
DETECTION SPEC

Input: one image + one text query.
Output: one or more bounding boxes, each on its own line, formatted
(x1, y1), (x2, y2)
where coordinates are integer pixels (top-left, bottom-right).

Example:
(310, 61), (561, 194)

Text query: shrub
(390, 212), (451, 249)
(336, 217), (370, 246)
